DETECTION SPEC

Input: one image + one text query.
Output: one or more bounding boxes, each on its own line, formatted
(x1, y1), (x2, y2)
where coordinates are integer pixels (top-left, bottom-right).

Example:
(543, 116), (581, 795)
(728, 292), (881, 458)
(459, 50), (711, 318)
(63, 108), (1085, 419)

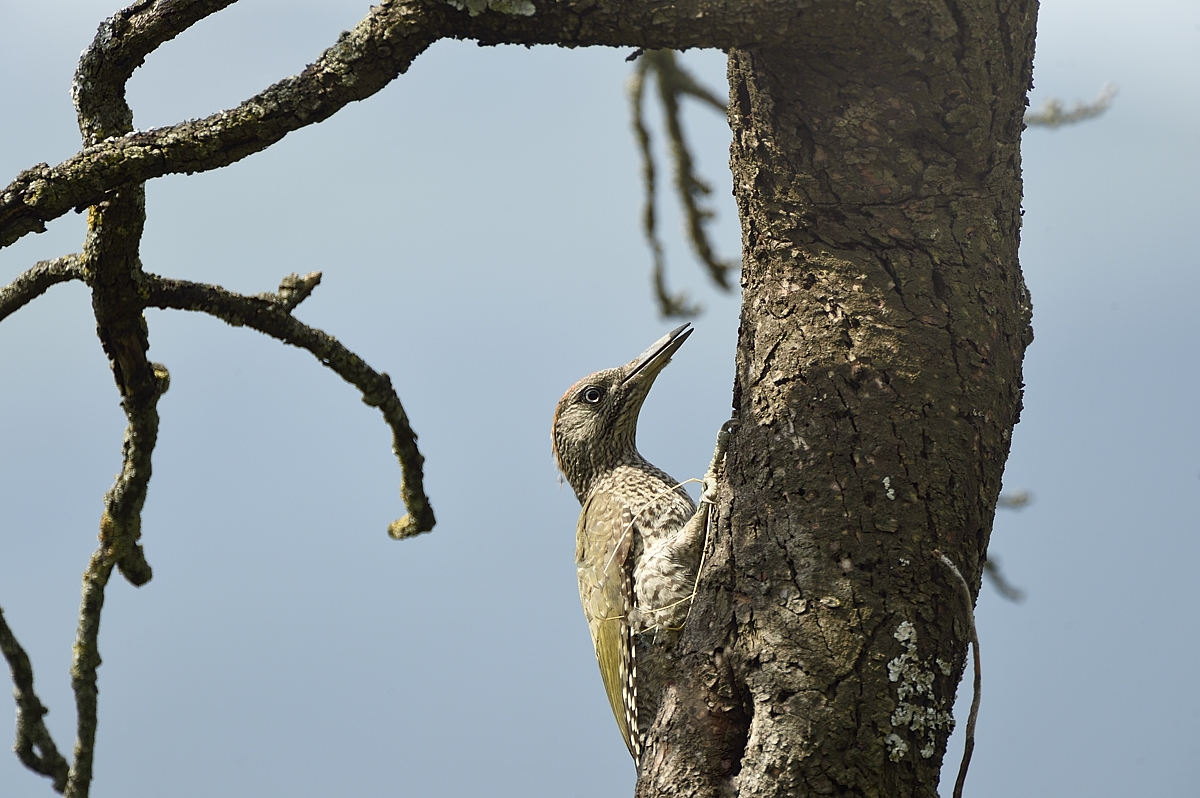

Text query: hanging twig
(932, 549), (981, 798)
(629, 57), (699, 317)
(982, 559), (1025, 602)
(628, 50), (734, 317)
(985, 491), (1032, 601)
(649, 50), (733, 291)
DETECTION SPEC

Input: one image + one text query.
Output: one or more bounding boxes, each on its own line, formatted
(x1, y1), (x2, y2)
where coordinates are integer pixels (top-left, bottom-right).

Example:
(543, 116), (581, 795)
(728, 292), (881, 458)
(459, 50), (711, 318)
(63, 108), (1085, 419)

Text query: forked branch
(143, 271), (435, 540)
(629, 50), (734, 317)
(0, 609), (70, 793)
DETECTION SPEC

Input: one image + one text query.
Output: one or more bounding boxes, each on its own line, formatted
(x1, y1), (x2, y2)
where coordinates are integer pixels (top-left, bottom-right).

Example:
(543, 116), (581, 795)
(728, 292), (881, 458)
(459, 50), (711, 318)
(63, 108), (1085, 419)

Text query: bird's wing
(576, 490), (640, 762)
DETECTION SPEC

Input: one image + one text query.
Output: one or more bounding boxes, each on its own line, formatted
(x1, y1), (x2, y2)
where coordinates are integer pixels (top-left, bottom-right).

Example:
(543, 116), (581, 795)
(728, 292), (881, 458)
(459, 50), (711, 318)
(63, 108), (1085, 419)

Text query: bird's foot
(701, 417), (738, 504)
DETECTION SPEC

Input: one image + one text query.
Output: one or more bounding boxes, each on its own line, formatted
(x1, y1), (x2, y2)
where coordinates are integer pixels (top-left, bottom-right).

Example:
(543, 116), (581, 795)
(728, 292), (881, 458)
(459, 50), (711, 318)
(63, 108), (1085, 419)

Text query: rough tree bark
(644, 5), (1037, 797)
(1, 2), (1035, 797)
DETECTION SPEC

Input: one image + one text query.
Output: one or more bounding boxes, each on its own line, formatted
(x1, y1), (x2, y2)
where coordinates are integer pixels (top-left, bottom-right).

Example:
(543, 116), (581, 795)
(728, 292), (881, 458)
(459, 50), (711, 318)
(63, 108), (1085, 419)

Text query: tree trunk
(640, 3), (1036, 796)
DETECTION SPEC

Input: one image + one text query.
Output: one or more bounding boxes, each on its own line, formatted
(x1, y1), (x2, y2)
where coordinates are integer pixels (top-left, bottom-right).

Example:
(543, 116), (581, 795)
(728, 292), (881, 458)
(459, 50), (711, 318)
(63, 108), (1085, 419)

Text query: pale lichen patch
(885, 621), (954, 760)
(444, 0), (535, 16)
(884, 732), (909, 762)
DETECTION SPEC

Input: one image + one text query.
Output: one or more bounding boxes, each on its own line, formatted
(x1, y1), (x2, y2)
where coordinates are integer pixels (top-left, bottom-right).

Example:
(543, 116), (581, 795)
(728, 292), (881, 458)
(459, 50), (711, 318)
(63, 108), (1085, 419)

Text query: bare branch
(651, 50), (727, 114)
(32, 8), (200, 795)
(2, 0), (807, 250)
(73, 0), (242, 143)
(650, 50), (735, 292)
(1026, 84), (1117, 128)
(100, 368), (169, 590)
(983, 558), (1025, 602)
(633, 47), (734, 316)
(986, 491), (1032, 600)
(628, 51), (735, 316)
(66, 550), (117, 798)
(0, 254), (86, 323)
(64, 356), (168, 798)
(0, 608), (70, 793)
(0, 1), (442, 249)
(629, 59), (701, 318)
(142, 272), (436, 539)
(933, 550), (982, 798)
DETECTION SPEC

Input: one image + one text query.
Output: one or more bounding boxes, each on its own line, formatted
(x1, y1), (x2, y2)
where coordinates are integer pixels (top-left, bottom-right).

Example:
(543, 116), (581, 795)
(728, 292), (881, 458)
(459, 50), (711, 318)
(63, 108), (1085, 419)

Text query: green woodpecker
(552, 323), (727, 767)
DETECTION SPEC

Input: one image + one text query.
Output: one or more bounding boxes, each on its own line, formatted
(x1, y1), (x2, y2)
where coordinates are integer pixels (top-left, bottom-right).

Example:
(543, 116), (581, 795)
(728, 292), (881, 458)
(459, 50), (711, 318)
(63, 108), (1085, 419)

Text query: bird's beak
(621, 323), (693, 388)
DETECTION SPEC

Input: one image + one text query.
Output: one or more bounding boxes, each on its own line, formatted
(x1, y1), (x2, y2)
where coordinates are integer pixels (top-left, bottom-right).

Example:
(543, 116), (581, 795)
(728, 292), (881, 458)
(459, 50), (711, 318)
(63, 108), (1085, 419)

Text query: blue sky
(2, 1), (1197, 796)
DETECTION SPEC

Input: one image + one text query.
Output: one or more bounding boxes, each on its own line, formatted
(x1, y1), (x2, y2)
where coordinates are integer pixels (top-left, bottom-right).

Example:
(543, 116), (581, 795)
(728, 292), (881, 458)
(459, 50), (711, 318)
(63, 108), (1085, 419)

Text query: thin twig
(101, 365), (169, 589)
(0, 607), (70, 793)
(63, 393), (162, 795)
(66, 351), (164, 796)
(628, 51), (735, 316)
(933, 549), (981, 798)
(649, 50), (734, 291)
(66, 551), (116, 798)
(142, 272), (435, 539)
(629, 58), (699, 318)
(0, 254), (86, 323)
(64, 354), (166, 798)
(987, 491), (1031, 601)
(983, 559), (1025, 602)
(65, 415), (162, 796)
(1025, 84), (1117, 128)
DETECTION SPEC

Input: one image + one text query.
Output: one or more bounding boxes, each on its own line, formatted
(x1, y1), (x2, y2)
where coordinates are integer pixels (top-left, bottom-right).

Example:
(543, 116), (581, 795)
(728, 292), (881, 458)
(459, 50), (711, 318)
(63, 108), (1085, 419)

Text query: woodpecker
(552, 323), (728, 767)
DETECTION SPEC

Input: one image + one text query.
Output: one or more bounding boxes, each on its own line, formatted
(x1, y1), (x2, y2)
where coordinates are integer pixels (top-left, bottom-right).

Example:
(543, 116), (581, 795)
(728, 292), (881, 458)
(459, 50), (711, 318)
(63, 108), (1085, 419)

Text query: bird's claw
(701, 417), (738, 504)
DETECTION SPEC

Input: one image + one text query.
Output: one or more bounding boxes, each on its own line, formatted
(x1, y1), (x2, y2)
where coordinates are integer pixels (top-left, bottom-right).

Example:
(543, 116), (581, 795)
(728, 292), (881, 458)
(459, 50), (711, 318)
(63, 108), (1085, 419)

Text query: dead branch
(0, 254), (86, 323)
(1, 0), (804, 252)
(0, 608), (70, 793)
(983, 558), (1026, 602)
(629, 58), (701, 318)
(628, 50), (734, 317)
(142, 271), (435, 540)
(1026, 84), (1117, 128)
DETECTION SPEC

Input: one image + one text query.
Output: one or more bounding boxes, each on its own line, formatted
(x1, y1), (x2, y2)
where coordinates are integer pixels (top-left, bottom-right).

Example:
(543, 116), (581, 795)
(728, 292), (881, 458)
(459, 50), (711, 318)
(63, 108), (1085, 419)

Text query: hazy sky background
(2, 1), (1197, 796)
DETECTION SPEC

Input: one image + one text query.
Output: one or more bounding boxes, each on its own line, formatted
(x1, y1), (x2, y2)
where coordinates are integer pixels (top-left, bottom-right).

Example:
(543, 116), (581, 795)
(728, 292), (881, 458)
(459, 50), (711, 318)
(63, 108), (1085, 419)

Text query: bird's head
(552, 324), (692, 500)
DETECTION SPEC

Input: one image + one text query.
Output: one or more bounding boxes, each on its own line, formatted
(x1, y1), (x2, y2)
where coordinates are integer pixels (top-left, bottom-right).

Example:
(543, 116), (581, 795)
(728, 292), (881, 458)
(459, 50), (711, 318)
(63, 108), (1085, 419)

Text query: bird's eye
(581, 386), (604, 404)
